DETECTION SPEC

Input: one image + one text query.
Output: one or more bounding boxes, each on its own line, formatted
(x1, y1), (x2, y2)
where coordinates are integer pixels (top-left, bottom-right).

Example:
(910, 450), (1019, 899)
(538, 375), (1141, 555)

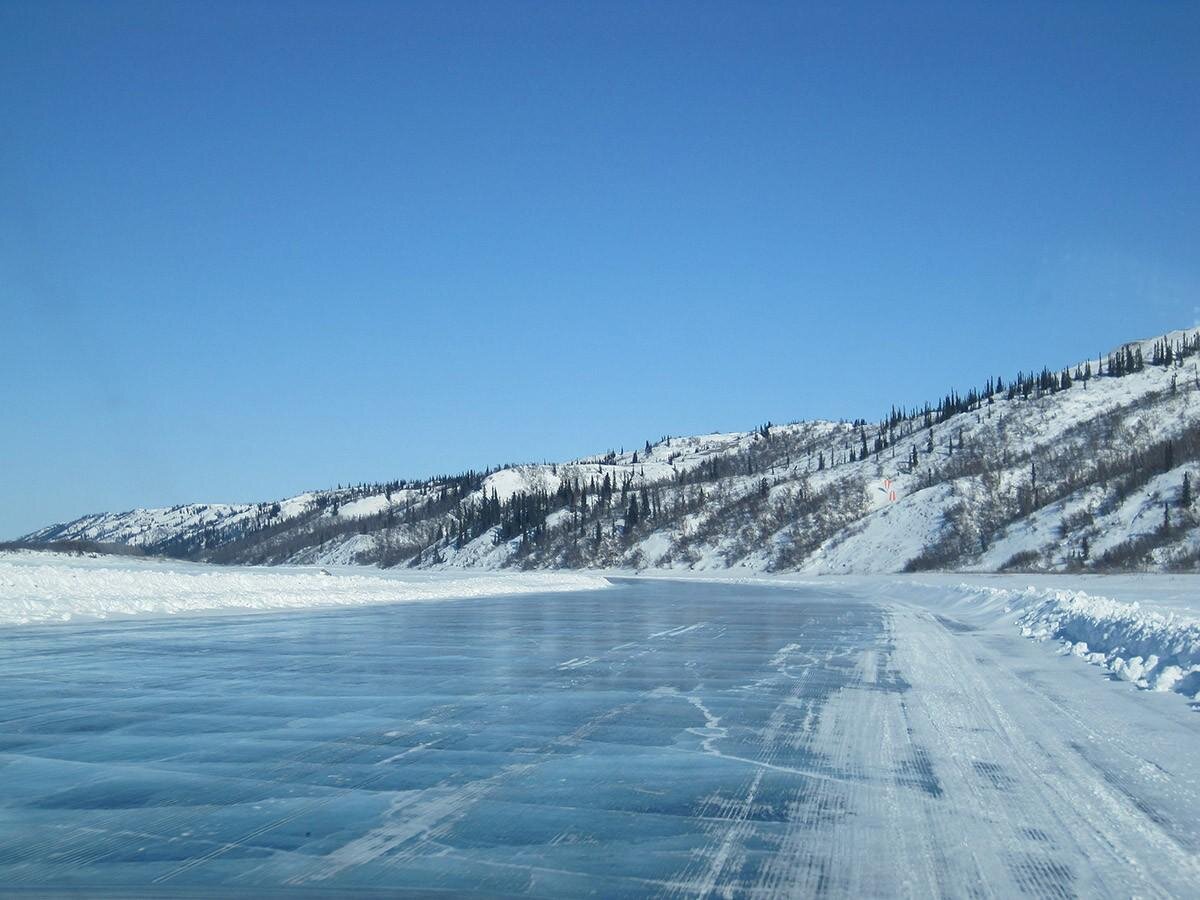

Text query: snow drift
(0, 553), (611, 626)
(941, 580), (1200, 699)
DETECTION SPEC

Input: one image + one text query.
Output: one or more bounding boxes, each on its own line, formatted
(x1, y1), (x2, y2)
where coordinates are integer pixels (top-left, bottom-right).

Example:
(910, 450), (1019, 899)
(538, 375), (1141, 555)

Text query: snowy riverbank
(0, 551), (611, 625)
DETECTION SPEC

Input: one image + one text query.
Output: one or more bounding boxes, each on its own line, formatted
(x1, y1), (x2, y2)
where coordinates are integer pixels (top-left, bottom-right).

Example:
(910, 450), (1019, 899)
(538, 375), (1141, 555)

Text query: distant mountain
(21, 329), (1200, 574)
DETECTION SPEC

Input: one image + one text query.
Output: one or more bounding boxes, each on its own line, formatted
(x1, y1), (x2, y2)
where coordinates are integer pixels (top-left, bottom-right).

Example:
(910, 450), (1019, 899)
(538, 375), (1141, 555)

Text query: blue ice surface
(0, 578), (885, 896)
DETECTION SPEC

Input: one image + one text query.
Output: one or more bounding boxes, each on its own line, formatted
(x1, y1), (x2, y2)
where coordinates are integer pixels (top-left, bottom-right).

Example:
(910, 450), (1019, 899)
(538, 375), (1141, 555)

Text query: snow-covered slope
(18, 329), (1200, 575)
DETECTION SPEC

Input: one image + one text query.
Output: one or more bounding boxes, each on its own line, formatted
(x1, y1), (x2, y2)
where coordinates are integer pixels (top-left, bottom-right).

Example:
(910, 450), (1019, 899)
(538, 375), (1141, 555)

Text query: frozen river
(1, 578), (1198, 896)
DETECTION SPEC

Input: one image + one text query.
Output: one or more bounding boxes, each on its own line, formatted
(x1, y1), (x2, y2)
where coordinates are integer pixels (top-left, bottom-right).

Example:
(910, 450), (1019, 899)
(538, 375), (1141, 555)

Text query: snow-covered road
(853, 593), (1200, 897)
(0, 577), (1197, 896)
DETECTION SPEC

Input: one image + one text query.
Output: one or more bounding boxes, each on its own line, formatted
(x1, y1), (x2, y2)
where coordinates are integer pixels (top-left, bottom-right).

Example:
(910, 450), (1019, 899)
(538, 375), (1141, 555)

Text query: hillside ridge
(21, 328), (1200, 574)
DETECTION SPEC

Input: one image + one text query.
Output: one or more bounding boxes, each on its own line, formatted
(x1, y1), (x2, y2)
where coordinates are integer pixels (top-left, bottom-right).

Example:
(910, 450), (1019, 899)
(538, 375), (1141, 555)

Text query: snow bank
(946, 581), (1200, 699)
(0, 555), (611, 625)
(1015, 588), (1200, 695)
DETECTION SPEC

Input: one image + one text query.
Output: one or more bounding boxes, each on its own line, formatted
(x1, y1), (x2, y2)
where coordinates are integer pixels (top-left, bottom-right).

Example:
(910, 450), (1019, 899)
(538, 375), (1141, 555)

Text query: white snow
(925, 575), (1200, 698)
(802, 482), (960, 574)
(0, 551), (611, 626)
(333, 495), (393, 519)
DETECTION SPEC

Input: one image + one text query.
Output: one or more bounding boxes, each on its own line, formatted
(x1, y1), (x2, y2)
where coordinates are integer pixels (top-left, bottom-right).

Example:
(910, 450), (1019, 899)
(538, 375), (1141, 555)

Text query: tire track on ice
(892, 604), (1199, 897)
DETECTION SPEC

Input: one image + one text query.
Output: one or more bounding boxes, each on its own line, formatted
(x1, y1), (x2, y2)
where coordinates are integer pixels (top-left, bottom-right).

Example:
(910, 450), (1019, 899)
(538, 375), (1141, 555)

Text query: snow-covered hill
(18, 329), (1200, 574)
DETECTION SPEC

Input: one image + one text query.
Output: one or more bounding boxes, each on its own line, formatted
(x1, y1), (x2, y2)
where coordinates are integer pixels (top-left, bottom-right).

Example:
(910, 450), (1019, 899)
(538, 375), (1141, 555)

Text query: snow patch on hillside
(333, 495), (392, 519)
(803, 483), (958, 574)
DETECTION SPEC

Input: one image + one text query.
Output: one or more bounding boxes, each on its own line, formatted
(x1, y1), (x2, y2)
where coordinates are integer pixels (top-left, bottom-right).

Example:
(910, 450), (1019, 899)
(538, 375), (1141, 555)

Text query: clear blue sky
(2, 1), (1198, 538)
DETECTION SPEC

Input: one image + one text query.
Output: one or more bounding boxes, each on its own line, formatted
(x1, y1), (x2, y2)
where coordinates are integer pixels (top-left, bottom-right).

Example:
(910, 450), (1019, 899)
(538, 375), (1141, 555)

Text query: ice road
(1, 578), (1198, 897)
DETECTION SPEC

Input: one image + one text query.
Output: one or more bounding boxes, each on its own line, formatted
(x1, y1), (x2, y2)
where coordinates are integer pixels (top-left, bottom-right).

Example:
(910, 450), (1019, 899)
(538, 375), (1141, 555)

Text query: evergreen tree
(1183, 472), (1192, 508)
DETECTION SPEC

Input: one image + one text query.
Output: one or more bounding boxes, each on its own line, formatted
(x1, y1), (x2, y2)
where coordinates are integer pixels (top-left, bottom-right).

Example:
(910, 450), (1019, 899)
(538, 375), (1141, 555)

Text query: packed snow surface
(0, 552), (610, 625)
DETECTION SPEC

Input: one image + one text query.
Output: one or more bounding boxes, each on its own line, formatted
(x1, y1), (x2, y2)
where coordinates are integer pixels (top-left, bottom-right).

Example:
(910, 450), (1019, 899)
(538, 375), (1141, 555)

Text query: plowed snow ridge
(952, 582), (1200, 698)
(0, 555), (610, 625)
